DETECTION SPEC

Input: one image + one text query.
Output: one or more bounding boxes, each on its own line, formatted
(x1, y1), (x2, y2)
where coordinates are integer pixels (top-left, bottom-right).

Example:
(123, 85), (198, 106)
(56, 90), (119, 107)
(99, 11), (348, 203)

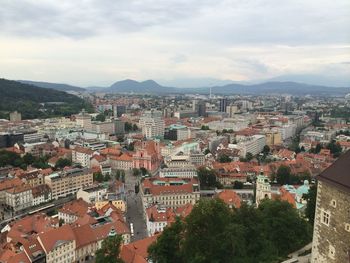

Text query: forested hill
(0, 78), (92, 119)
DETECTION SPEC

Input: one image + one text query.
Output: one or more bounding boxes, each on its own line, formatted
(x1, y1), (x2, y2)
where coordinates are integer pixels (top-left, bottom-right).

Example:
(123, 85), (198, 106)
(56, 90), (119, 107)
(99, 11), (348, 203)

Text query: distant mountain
(104, 79), (179, 93)
(208, 81), (350, 95)
(18, 80), (85, 92)
(265, 74), (350, 88)
(96, 79), (350, 96)
(0, 79), (91, 119)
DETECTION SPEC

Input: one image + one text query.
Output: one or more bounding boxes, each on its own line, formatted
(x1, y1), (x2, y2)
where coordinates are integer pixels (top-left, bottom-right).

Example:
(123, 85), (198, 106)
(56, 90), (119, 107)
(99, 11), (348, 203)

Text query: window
(345, 223), (350, 232)
(321, 210), (330, 226)
(331, 199), (337, 208)
(329, 245), (335, 259)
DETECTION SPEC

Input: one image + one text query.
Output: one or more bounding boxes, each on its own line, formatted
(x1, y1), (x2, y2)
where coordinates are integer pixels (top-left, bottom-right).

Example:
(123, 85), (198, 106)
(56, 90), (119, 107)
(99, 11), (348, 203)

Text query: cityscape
(0, 1), (349, 263)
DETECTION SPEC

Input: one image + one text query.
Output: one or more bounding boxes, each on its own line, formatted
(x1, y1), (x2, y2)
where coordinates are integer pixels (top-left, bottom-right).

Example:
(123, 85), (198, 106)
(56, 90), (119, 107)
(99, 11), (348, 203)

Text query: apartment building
(139, 110), (165, 138)
(5, 184), (33, 213)
(237, 135), (266, 157)
(159, 166), (198, 179)
(141, 177), (200, 209)
(45, 168), (93, 199)
(72, 146), (94, 167)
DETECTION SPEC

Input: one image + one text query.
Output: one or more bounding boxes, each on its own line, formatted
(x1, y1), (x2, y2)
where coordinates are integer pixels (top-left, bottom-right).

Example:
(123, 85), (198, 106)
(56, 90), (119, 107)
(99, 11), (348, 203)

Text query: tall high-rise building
(113, 105), (126, 117)
(139, 110), (165, 138)
(226, 105), (238, 117)
(219, 98), (227, 112)
(198, 101), (206, 117)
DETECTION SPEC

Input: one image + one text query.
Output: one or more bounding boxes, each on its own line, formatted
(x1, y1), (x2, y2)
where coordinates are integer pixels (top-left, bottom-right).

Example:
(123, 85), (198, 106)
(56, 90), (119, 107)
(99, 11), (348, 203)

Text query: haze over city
(0, 0), (350, 87)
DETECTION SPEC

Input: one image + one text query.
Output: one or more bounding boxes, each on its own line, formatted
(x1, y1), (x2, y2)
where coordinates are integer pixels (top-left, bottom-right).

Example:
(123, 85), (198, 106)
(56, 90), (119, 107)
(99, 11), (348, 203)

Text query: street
(124, 171), (147, 241)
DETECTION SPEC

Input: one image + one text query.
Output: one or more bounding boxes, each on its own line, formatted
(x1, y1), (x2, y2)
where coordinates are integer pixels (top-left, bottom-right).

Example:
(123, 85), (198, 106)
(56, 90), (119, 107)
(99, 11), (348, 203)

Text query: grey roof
(317, 150), (350, 193)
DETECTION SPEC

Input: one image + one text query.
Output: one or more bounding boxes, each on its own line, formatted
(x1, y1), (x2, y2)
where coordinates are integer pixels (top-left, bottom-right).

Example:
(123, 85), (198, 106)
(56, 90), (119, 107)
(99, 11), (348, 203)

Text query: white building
(139, 110), (165, 138)
(5, 185), (33, 213)
(237, 135), (266, 157)
(32, 184), (52, 206)
(77, 185), (107, 204)
(72, 146), (94, 167)
(146, 205), (174, 236)
(159, 166), (198, 179)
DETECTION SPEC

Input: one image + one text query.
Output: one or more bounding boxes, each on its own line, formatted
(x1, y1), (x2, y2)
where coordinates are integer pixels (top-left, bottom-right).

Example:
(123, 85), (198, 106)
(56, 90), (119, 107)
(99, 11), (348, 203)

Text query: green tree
(182, 199), (236, 263)
(95, 234), (124, 263)
(258, 199), (312, 257)
(55, 158), (72, 169)
(276, 165), (292, 185)
(132, 168), (140, 176)
(132, 124), (138, 131)
(233, 180), (244, 189)
(197, 167), (219, 189)
(245, 152), (254, 162)
(327, 140), (342, 157)
(203, 148), (210, 155)
(218, 154), (231, 163)
(148, 217), (184, 263)
(262, 145), (270, 155)
(95, 113), (106, 122)
(93, 172), (104, 183)
(23, 153), (35, 165)
(303, 183), (317, 225)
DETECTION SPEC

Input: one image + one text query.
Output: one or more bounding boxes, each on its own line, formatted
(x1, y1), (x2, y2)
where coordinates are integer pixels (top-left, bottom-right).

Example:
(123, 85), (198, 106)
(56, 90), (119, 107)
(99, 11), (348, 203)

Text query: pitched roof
(216, 190), (241, 208)
(120, 235), (158, 263)
(38, 224), (75, 253)
(317, 150), (350, 193)
(58, 198), (90, 218)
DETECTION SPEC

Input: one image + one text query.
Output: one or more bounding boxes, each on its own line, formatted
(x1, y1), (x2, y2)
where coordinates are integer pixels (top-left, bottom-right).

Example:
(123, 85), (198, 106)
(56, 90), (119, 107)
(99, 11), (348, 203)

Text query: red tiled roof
(38, 224), (75, 252)
(216, 190), (241, 208)
(121, 235), (158, 263)
(59, 198), (90, 219)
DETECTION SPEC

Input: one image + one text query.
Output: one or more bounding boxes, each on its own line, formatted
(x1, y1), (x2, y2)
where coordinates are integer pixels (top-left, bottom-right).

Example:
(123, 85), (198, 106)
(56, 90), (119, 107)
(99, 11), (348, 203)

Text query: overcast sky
(0, 0), (349, 87)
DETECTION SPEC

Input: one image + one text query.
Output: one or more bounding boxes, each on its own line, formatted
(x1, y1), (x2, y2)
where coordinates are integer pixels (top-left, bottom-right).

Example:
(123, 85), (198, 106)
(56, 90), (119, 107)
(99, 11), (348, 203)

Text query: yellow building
(95, 200), (126, 213)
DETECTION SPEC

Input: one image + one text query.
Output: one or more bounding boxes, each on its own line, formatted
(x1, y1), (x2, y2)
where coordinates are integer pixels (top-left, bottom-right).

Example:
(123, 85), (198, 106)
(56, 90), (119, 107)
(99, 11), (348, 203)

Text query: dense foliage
(0, 79), (93, 119)
(274, 165), (311, 185)
(0, 150), (50, 170)
(95, 234), (123, 263)
(197, 167), (222, 189)
(148, 199), (312, 263)
(303, 183), (317, 225)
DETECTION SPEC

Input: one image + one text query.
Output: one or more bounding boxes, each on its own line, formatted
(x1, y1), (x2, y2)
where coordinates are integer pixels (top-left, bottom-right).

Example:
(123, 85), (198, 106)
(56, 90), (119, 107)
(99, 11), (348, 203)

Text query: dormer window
(331, 199), (336, 208)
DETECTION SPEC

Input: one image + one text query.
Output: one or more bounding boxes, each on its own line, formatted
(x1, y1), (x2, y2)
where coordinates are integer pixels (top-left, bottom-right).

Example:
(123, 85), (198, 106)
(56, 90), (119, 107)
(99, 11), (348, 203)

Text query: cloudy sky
(0, 0), (349, 87)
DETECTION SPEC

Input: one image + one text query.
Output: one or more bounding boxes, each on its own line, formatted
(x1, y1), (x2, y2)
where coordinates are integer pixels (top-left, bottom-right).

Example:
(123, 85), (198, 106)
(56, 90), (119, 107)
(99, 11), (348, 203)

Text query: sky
(0, 0), (349, 87)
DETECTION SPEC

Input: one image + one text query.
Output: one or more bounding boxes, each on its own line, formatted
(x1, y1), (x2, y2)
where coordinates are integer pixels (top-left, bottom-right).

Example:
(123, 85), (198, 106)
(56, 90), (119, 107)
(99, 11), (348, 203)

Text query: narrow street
(124, 171), (147, 241)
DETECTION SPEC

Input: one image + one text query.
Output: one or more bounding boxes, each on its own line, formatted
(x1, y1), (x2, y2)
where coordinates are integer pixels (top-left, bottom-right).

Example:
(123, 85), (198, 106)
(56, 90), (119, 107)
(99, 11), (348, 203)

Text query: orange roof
(5, 184), (31, 194)
(59, 198), (90, 219)
(6, 252), (30, 263)
(216, 190), (241, 208)
(146, 206), (176, 223)
(100, 147), (121, 157)
(0, 178), (23, 191)
(38, 224), (75, 252)
(8, 214), (54, 245)
(278, 187), (296, 208)
(175, 203), (194, 218)
(73, 146), (94, 155)
(121, 235), (158, 263)
(72, 224), (97, 248)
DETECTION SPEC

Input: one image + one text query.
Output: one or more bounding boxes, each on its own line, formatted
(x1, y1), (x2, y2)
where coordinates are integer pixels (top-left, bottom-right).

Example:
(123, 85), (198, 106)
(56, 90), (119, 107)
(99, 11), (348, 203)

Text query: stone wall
(311, 181), (350, 262)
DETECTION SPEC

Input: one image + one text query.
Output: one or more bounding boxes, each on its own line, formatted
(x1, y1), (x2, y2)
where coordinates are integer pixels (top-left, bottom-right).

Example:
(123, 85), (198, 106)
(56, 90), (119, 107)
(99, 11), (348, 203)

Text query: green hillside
(0, 78), (93, 119)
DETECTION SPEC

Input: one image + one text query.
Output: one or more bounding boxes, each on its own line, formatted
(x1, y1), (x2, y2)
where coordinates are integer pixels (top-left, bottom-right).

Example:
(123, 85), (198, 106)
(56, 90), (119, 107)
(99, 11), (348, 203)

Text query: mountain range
(15, 79), (350, 96)
(18, 80), (85, 92)
(0, 79), (91, 119)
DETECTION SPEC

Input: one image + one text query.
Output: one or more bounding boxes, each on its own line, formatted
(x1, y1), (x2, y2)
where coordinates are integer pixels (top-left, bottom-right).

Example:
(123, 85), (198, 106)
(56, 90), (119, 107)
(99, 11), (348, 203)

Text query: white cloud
(0, 0), (349, 86)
